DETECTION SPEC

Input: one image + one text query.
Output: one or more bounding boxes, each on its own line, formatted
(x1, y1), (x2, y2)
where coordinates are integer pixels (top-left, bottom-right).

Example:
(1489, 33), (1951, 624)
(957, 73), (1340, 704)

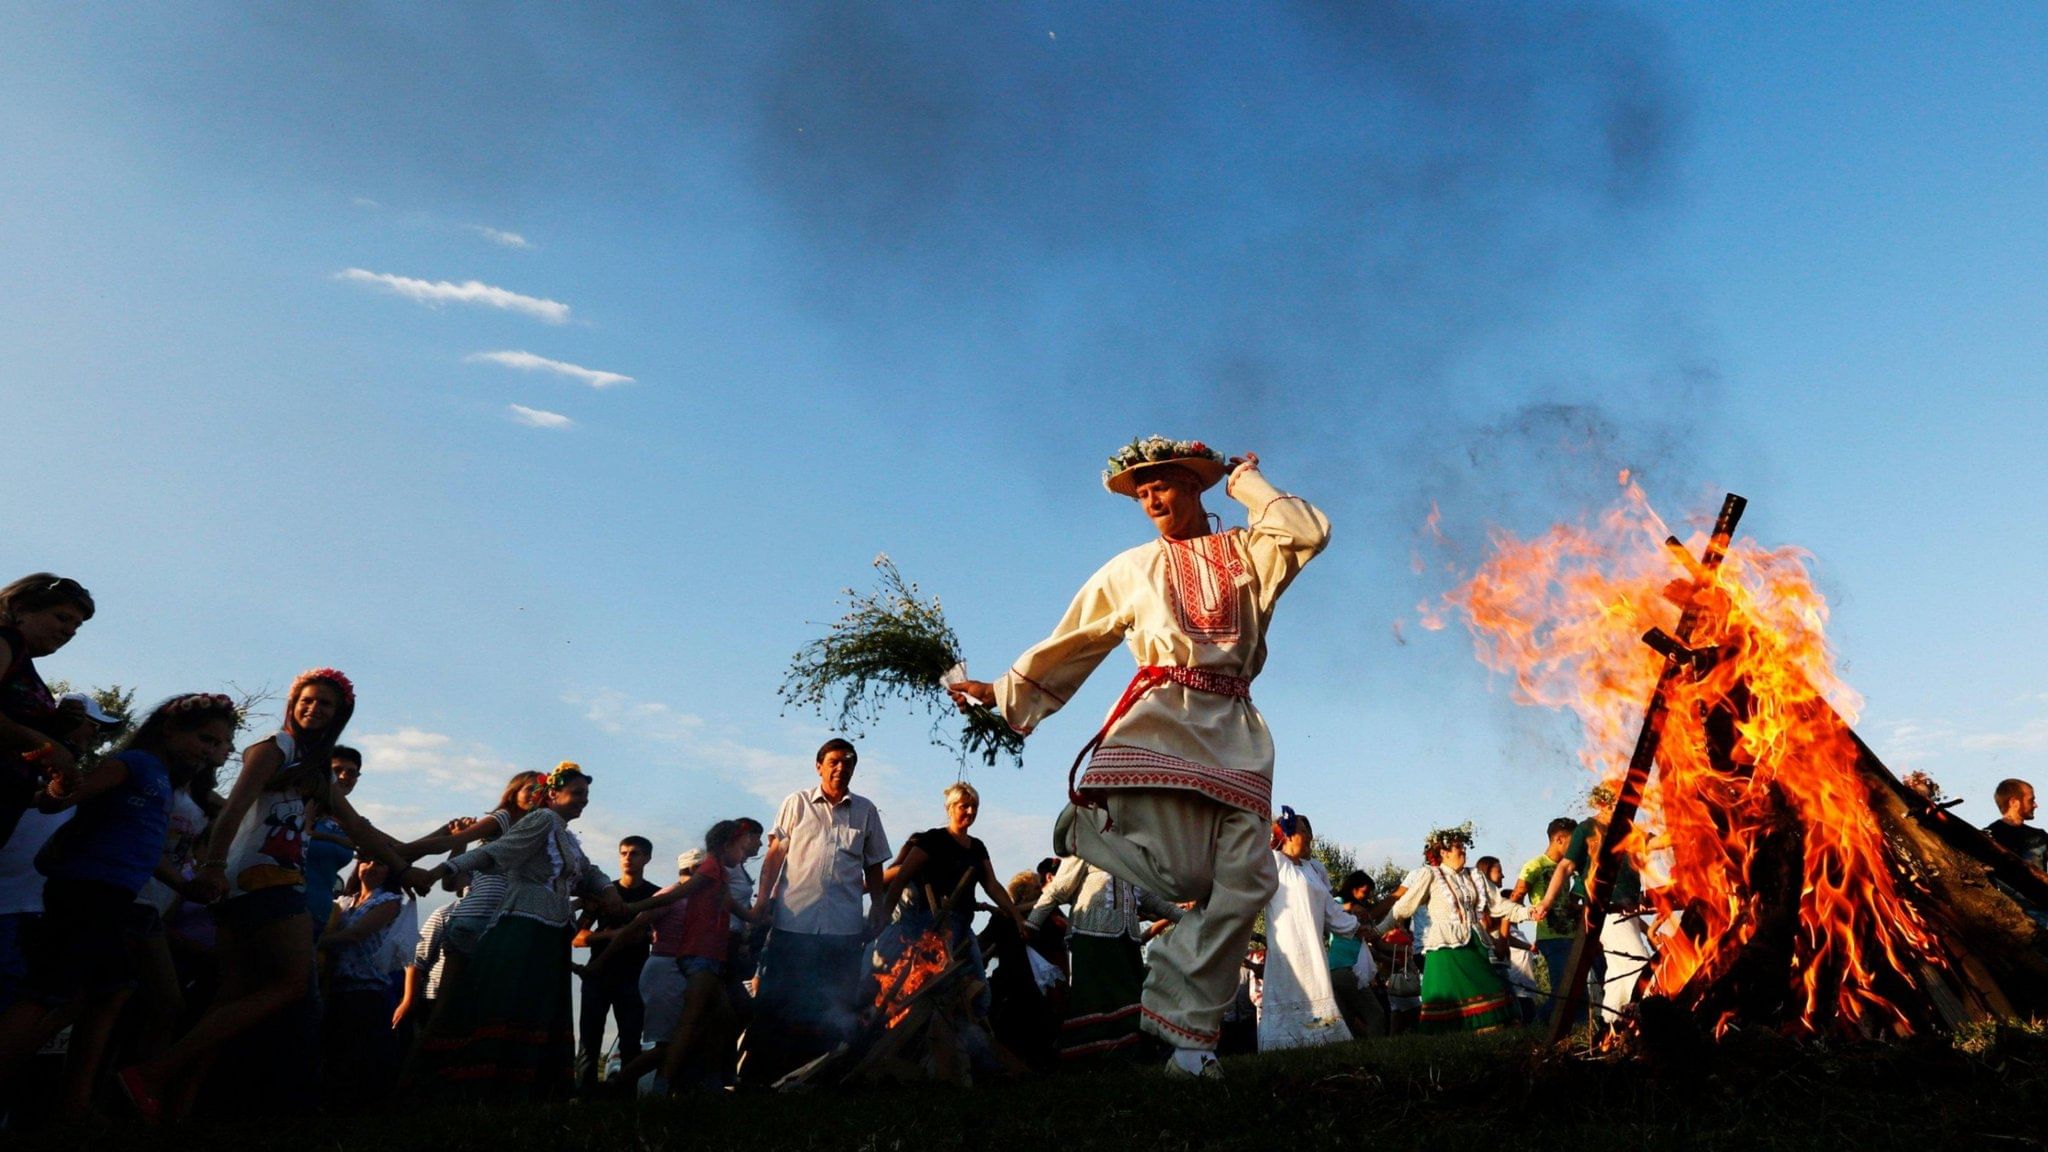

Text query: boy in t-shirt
(1510, 817), (1579, 1023)
(1532, 787), (1653, 1031)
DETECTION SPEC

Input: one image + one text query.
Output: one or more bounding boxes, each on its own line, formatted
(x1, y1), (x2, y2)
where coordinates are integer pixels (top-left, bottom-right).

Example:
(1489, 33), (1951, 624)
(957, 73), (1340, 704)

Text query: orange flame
(874, 928), (951, 1028)
(1440, 478), (1940, 1036)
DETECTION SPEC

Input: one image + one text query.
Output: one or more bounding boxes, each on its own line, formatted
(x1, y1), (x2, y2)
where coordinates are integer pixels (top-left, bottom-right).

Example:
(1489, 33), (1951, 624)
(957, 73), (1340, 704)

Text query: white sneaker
(1164, 1048), (1223, 1080)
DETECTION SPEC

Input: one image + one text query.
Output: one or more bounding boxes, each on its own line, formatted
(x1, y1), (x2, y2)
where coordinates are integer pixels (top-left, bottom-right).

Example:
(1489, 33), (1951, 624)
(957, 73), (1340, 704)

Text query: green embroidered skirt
(1417, 939), (1517, 1034)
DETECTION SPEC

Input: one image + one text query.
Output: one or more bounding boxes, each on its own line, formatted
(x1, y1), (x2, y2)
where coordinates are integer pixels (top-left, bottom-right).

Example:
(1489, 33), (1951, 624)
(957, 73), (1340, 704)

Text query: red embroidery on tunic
(1163, 533), (1244, 644)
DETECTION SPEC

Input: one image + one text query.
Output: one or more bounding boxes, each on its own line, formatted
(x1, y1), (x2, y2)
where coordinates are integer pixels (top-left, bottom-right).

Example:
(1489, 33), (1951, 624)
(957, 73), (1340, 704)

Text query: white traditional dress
(995, 465), (1330, 1051)
(1258, 853), (1357, 1051)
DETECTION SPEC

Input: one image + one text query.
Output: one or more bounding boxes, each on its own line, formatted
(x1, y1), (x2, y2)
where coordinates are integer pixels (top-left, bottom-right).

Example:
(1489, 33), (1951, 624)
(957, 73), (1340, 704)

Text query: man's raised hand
(947, 680), (996, 712)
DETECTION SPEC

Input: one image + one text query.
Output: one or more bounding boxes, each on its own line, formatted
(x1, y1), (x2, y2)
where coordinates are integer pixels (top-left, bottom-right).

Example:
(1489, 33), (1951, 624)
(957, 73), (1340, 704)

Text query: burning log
(1636, 700), (2048, 1056)
(1850, 730), (2048, 1020)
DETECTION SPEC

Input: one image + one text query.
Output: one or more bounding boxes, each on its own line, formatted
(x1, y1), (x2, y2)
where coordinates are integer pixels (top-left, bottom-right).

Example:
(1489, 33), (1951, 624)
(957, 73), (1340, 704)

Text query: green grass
(19, 1025), (2048, 1152)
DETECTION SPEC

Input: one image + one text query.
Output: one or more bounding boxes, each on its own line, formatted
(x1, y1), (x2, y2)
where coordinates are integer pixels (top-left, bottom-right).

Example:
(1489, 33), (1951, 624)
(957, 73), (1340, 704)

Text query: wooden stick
(1547, 493), (1745, 1044)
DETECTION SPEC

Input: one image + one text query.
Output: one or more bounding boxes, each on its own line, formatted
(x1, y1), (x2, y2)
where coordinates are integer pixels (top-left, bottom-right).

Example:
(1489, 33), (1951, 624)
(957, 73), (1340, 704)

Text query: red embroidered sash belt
(1068, 665), (1252, 809)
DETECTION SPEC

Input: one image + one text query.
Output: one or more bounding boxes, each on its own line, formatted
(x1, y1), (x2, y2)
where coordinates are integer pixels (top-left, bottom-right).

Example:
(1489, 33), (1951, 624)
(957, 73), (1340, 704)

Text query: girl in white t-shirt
(119, 668), (416, 1121)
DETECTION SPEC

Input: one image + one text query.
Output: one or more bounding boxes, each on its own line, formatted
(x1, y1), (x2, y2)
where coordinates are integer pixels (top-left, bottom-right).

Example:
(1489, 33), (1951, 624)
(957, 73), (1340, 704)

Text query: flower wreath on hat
(1101, 434), (1229, 497)
(545, 760), (588, 790)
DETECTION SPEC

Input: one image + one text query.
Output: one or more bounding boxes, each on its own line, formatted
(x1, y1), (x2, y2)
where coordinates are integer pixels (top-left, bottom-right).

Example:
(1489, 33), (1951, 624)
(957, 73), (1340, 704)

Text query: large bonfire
(1430, 473), (1946, 1038)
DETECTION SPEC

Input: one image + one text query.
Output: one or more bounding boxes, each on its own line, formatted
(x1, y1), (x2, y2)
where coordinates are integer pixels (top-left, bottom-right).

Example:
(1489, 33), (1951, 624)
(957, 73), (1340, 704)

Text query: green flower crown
(1424, 821), (1476, 852)
(1102, 435), (1224, 485)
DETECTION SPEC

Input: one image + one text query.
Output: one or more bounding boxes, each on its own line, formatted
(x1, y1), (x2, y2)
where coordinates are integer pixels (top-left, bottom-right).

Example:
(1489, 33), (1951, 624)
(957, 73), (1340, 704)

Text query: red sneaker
(115, 1066), (162, 1123)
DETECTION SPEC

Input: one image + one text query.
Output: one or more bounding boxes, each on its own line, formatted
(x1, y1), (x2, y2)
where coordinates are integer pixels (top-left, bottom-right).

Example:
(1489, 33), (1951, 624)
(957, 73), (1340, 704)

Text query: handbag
(1386, 942), (1421, 999)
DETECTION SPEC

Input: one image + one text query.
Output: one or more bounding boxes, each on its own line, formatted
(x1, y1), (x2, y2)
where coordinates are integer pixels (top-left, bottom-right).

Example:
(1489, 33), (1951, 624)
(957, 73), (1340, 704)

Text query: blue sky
(4, 3), (2045, 884)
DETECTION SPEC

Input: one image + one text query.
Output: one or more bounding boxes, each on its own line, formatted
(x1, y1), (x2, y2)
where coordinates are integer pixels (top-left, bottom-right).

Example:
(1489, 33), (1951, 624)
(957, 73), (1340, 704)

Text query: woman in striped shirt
(406, 763), (626, 1097)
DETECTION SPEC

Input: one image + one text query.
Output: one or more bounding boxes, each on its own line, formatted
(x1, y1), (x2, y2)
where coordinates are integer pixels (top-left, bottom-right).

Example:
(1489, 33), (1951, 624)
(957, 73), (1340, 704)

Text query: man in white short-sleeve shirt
(741, 739), (890, 1085)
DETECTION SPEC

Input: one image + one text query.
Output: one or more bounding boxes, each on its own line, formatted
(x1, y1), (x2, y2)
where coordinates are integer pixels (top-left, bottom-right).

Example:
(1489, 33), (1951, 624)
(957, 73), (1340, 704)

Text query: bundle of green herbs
(780, 555), (1025, 768)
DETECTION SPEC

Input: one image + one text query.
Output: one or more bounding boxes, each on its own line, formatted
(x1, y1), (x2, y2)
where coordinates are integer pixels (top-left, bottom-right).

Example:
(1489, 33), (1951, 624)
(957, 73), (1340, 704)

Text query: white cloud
(1959, 719), (2048, 754)
(574, 689), (796, 807)
(565, 688), (1051, 872)
(352, 197), (381, 209)
(508, 404), (574, 430)
(335, 268), (570, 323)
(349, 727), (525, 840)
(469, 225), (532, 249)
(467, 350), (634, 389)
(1878, 708), (2048, 765)
(354, 727), (521, 793)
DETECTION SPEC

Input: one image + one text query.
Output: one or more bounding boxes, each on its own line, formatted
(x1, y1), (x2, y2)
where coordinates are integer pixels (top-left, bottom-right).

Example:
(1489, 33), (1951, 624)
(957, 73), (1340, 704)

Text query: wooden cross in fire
(1544, 493), (1747, 1043)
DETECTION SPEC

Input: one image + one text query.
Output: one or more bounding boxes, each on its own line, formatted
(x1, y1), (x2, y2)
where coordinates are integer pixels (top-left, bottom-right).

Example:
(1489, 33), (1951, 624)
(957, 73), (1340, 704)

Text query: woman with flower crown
(1388, 825), (1532, 1034)
(0, 692), (237, 1119)
(406, 762), (628, 1097)
(119, 668), (417, 1120)
(950, 436), (1329, 1079)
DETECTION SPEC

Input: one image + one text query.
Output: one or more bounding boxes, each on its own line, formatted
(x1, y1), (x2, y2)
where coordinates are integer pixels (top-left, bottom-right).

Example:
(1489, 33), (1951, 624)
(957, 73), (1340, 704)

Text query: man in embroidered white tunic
(951, 438), (1329, 1078)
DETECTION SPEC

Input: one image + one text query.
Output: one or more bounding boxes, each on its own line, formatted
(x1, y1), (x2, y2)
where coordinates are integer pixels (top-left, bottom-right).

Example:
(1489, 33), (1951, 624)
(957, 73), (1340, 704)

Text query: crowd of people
(4, 439), (2045, 1126)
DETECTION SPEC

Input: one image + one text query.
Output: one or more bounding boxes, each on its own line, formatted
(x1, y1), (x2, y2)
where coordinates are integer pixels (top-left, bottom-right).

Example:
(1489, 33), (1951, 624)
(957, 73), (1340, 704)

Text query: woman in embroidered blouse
(1027, 853), (1182, 1060)
(1388, 829), (1531, 1034)
(398, 769), (552, 1015)
(408, 762), (624, 1097)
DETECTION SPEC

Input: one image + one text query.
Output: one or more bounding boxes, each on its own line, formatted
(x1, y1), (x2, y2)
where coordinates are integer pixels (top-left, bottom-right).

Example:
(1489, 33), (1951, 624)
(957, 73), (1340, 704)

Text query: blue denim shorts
(679, 955), (725, 980)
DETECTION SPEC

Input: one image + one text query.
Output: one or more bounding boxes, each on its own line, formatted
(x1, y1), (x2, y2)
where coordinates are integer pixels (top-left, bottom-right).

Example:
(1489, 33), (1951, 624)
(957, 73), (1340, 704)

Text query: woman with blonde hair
(876, 782), (1029, 1018)
(883, 783), (1027, 928)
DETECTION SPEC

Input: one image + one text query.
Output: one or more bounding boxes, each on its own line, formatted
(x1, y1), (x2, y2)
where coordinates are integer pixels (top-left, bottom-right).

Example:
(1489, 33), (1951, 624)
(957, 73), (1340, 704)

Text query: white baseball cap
(58, 692), (125, 727)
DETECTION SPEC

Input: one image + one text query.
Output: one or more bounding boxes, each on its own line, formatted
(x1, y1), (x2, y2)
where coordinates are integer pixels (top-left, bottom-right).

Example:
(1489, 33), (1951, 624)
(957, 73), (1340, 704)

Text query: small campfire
(1437, 480), (2048, 1046)
(875, 925), (953, 1030)
(777, 874), (1029, 1089)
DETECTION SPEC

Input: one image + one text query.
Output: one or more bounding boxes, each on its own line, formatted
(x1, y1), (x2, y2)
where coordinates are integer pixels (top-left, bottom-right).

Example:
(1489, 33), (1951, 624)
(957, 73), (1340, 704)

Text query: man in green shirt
(1509, 817), (1579, 1024)
(1532, 785), (1656, 1032)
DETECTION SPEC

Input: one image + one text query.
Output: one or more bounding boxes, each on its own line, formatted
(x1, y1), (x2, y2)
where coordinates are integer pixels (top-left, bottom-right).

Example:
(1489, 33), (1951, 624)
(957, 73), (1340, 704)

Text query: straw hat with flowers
(1102, 435), (1229, 497)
